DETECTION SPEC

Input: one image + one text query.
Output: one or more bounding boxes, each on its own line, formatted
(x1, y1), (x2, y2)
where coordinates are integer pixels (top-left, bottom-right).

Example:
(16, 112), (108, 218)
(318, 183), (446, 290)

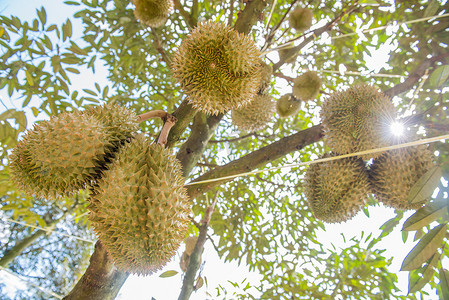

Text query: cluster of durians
(304, 84), (436, 223)
(9, 103), (191, 275)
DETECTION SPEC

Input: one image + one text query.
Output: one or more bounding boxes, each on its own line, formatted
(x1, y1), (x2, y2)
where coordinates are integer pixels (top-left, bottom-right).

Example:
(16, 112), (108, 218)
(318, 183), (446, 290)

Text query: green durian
(289, 7), (313, 32)
(132, 0), (174, 28)
(369, 146), (434, 210)
(172, 21), (262, 115)
(89, 134), (190, 275)
(231, 94), (275, 132)
(292, 71), (321, 101)
(9, 104), (139, 198)
(276, 94), (301, 118)
(320, 84), (397, 160)
(258, 61), (273, 93)
(304, 153), (370, 223)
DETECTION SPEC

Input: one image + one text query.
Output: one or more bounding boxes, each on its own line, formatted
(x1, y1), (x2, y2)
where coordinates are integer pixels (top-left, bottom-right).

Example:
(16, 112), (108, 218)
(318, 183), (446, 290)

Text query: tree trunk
(63, 241), (129, 300)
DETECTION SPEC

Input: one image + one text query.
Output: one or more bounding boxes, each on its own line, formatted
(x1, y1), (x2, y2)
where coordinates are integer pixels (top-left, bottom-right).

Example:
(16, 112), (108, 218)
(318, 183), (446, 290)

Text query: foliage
(0, 0), (448, 299)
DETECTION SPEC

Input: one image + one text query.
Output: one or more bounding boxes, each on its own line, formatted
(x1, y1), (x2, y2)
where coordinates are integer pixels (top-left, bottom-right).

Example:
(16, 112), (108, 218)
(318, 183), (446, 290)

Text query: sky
(0, 0), (444, 299)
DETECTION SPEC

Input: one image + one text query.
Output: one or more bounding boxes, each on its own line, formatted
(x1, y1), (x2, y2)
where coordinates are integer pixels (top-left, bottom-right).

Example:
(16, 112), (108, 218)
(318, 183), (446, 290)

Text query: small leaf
(159, 270), (178, 278)
(408, 254), (438, 293)
(400, 223), (447, 271)
(408, 166), (442, 204)
(37, 7), (47, 26)
(403, 199), (448, 231)
(66, 67), (80, 74)
(194, 276), (204, 291)
(82, 89), (97, 96)
(423, 0), (440, 18)
(439, 269), (449, 300)
(31, 107), (39, 117)
(25, 70), (34, 86)
(102, 86), (109, 99)
(62, 19), (72, 41)
(430, 65), (449, 87)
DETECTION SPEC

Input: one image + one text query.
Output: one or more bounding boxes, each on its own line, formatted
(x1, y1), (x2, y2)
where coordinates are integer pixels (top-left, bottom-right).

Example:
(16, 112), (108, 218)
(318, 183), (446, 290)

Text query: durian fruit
(89, 134), (190, 275)
(289, 7), (313, 32)
(9, 113), (111, 198)
(320, 84), (396, 160)
(9, 104), (139, 198)
(172, 21), (262, 115)
(369, 146), (434, 210)
(276, 94), (301, 118)
(231, 94), (275, 132)
(304, 153), (370, 223)
(132, 0), (174, 28)
(292, 71), (321, 101)
(258, 61), (273, 93)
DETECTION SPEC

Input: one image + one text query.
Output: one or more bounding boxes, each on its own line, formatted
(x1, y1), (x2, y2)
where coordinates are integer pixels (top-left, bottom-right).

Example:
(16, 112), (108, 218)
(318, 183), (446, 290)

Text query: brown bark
(63, 241), (129, 300)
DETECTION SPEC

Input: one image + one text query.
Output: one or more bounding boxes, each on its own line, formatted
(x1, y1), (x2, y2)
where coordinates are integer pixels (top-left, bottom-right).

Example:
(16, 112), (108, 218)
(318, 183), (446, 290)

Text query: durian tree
(1, 0), (449, 299)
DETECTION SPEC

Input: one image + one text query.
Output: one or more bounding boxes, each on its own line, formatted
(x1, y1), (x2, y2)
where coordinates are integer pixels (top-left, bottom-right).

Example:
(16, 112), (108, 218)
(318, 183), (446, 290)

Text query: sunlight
(390, 121), (404, 136)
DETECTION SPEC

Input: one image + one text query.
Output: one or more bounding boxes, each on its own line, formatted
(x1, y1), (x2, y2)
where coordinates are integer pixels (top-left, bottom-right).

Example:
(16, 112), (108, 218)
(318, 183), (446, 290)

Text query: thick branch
(63, 241), (129, 300)
(176, 113), (223, 177)
(178, 194), (218, 300)
(234, 0), (269, 34)
(174, 0), (195, 28)
(383, 52), (449, 98)
(166, 100), (198, 148)
(186, 125), (323, 199)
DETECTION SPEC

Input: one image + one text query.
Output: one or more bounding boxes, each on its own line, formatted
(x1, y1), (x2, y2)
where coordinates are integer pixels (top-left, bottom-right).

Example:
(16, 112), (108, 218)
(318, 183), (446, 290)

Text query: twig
(150, 28), (172, 65)
(178, 192), (219, 300)
(189, 216), (220, 254)
(136, 110), (168, 123)
(274, 72), (295, 82)
(209, 132), (276, 143)
(157, 114), (178, 146)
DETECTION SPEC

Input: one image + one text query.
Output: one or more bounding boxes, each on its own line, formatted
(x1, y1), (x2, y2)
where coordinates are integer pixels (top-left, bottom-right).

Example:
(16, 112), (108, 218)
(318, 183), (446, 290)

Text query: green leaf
(439, 269), (449, 300)
(31, 107), (39, 117)
(423, 0), (440, 18)
(62, 19), (72, 41)
(403, 199), (448, 231)
(82, 89), (97, 96)
(37, 7), (47, 26)
(159, 270), (178, 278)
(408, 166), (442, 204)
(408, 254), (438, 293)
(102, 86), (109, 99)
(400, 223), (447, 271)
(63, 1), (80, 5)
(25, 70), (34, 86)
(66, 67), (80, 74)
(430, 65), (449, 88)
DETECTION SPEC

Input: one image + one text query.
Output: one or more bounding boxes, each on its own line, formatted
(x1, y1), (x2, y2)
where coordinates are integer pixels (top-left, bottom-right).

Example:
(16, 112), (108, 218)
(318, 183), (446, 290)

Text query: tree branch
(63, 241), (129, 300)
(174, 0), (195, 28)
(383, 52), (449, 98)
(186, 125), (323, 199)
(234, 0), (269, 35)
(178, 193), (218, 300)
(273, 5), (357, 71)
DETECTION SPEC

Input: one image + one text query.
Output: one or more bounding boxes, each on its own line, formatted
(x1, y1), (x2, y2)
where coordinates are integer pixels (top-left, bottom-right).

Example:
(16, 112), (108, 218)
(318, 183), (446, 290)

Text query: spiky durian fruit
(172, 21), (262, 115)
(259, 61), (273, 93)
(9, 104), (139, 198)
(132, 0), (174, 28)
(231, 94), (275, 132)
(276, 94), (301, 118)
(89, 134), (190, 275)
(304, 153), (370, 223)
(9, 113), (110, 198)
(369, 146), (434, 210)
(289, 7), (313, 32)
(320, 84), (396, 160)
(292, 71), (321, 101)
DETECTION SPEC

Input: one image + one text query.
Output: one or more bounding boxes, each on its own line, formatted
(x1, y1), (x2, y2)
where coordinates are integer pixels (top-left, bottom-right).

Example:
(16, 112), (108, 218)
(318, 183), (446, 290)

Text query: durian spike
(157, 115), (177, 146)
(136, 110), (169, 123)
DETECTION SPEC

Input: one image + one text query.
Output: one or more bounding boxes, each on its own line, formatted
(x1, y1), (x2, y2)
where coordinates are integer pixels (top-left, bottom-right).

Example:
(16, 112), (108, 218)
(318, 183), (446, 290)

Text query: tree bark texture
(63, 241), (129, 300)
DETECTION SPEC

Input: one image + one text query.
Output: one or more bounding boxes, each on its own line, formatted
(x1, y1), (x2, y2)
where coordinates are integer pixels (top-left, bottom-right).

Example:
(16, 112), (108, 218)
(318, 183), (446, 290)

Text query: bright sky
(0, 1), (443, 299)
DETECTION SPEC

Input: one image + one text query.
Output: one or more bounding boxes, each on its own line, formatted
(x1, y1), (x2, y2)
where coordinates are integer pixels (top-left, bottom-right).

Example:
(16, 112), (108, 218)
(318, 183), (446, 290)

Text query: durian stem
(157, 114), (178, 146)
(136, 110), (168, 123)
